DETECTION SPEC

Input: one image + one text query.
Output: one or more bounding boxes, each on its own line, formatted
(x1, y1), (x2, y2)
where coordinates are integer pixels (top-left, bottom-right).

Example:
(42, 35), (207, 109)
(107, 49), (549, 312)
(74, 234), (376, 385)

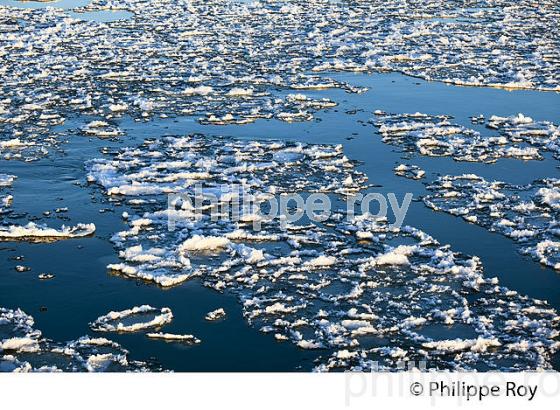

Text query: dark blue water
(1, 71), (559, 370)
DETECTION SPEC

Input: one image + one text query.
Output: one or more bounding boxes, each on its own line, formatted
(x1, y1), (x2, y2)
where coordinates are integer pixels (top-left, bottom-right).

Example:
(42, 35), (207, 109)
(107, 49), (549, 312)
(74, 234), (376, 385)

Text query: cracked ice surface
(424, 174), (560, 272)
(0, 307), (156, 372)
(86, 135), (560, 371)
(1, 0), (560, 159)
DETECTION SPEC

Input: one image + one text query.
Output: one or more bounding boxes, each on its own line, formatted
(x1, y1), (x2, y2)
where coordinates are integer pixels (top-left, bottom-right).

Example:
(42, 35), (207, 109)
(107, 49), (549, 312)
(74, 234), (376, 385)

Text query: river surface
(1, 67), (559, 370)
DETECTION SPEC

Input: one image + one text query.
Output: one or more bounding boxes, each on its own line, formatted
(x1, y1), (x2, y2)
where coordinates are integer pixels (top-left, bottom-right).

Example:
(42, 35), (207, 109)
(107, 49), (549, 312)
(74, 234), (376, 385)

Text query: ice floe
(86, 134), (367, 287)
(2, 0), (560, 373)
(205, 308), (226, 322)
(0, 173), (95, 242)
(0, 173), (15, 214)
(0, 222), (95, 241)
(373, 112), (559, 163)
(394, 164), (425, 180)
(146, 332), (201, 345)
(424, 174), (560, 272)
(0, 174), (16, 187)
(90, 305), (173, 333)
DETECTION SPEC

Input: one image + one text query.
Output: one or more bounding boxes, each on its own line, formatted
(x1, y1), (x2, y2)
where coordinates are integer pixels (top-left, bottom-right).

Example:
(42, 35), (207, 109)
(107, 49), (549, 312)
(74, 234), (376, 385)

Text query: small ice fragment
(205, 308), (226, 321)
(146, 332), (201, 344)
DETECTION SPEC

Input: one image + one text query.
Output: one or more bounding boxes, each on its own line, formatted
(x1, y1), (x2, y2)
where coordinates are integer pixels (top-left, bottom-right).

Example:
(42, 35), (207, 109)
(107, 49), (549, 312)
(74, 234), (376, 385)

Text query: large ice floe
(424, 174), (560, 272)
(1, 0), (559, 159)
(373, 112), (559, 163)
(87, 134), (368, 287)
(86, 134), (560, 371)
(0, 307), (155, 372)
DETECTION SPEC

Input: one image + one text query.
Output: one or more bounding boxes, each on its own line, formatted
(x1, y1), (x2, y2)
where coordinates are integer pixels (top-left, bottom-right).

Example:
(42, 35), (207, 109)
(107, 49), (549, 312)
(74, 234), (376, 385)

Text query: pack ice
(1, 0), (559, 159)
(86, 134), (560, 371)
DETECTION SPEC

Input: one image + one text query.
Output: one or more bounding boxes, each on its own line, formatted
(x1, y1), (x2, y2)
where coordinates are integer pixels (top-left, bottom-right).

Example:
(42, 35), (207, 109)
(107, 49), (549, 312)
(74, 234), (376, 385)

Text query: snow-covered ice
(146, 332), (201, 345)
(1, 0), (560, 373)
(394, 164), (425, 180)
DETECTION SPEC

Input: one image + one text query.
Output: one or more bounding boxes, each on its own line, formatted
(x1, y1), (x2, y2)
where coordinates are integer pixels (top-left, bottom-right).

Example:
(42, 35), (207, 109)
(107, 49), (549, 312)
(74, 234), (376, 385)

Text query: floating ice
(86, 134), (367, 288)
(180, 236), (231, 253)
(89, 305), (173, 332)
(2, 0), (559, 159)
(424, 174), (560, 271)
(0, 174), (16, 214)
(81, 120), (123, 138)
(3, 0), (559, 372)
(394, 164), (425, 180)
(107, 262), (195, 288)
(373, 112), (558, 163)
(0, 174), (16, 187)
(146, 332), (201, 345)
(0, 308), (153, 372)
(0, 337), (40, 354)
(205, 308), (226, 321)
(422, 338), (502, 353)
(0, 175), (92, 236)
(87, 134), (560, 371)
(0, 137), (50, 162)
(0, 222), (95, 241)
